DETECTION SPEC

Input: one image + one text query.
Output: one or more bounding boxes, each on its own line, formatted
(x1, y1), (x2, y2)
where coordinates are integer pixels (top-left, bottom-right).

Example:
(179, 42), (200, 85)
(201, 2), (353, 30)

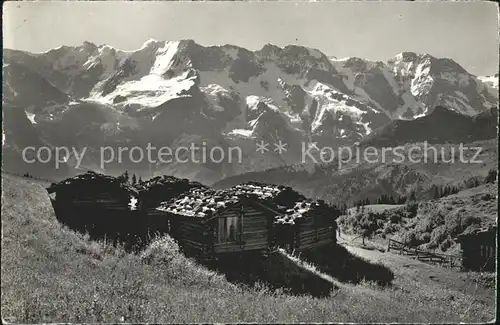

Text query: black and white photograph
(1, 1), (498, 323)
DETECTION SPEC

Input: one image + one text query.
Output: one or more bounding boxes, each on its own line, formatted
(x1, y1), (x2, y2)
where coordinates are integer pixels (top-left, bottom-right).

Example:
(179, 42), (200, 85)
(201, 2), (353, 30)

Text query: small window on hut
(217, 216), (242, 243)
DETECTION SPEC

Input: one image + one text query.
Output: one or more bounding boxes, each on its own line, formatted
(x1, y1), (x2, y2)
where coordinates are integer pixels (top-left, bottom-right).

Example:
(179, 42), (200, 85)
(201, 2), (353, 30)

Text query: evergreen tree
(431, 185), (439, 199)
(406, 191), (416, 203)
(131, 174), (137, 185)
(485, 169), (497, 184)
(119, 170), (129, 184)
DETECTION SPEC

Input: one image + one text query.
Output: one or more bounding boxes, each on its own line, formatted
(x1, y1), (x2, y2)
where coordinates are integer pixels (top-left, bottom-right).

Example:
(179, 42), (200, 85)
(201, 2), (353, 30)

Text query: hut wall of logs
(135, 176), (206, 237)
(294, 204), (337, 252)
(209, 200), (276, 254)
(157, 183), (340, 257)
(273, 200), (337, 252)
(47, 173), (340, 255)
(157, 189), (278, 257)
(456, 226), (496, 272)
(46, 172), (140, 245)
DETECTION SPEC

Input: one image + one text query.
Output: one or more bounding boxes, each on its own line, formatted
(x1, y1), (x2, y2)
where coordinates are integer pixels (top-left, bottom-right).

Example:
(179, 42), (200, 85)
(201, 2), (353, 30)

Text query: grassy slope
(338, 238), (496, 309)
(0, 174), (495, 322)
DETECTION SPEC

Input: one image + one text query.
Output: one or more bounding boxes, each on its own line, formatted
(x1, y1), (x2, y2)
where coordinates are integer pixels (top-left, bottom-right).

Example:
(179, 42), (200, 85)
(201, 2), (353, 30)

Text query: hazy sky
(3, 1), (499, 76)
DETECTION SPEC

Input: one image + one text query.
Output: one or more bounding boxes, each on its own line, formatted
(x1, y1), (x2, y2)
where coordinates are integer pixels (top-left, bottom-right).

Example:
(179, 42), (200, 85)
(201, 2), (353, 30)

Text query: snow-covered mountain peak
(4, 40), (498, 183)
(139, 38), (163, 49)
(392, 51), (421, 61)
(478, 74), (499, 90)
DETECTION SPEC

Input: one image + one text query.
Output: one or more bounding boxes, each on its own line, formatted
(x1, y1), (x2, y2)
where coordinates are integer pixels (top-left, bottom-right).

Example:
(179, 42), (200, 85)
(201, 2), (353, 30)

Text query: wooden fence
(387, 238), (462, 269)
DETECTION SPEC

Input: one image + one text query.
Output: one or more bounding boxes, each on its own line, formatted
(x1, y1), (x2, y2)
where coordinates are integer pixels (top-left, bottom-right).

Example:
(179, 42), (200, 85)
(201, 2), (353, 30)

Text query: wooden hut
(46, 171), (139, 242)
(136, 175), (205, 216)
(274, 200), (338, 252)
(135, 175), (206, 237)
(156, 187), (274, 256)
(456, 226), (496, 272)
(231, 183), (339, 253)
(156, 182), (340, 257)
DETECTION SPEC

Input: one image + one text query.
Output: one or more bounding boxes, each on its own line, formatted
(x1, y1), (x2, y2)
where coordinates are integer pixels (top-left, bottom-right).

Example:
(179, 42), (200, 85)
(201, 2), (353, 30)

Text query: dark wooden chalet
(46, 171), (139, 241)
(135, 175), (206, 236)
(274, 200), (338, 252)
(136, 176), (205, 215)
(456, 226), (496, 272)
(156, 182), (340, 257)
(156, 187), (274, 256)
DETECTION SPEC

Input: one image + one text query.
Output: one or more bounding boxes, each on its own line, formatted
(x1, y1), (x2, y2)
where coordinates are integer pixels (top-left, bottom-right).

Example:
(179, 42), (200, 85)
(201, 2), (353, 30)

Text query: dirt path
(337, 231), (494, 304)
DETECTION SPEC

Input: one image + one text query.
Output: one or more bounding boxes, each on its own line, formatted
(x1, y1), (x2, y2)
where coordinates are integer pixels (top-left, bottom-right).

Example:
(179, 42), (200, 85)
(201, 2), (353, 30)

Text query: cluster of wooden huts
(156, 183), (339, 257)
(45, 171), (496, 272)
(134, 175), (205, 237)
(47, 172), (340, 255)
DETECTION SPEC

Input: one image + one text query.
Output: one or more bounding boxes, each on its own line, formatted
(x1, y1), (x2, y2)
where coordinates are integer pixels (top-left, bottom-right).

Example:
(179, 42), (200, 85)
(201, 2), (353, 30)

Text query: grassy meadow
(1, 173), (496, 323)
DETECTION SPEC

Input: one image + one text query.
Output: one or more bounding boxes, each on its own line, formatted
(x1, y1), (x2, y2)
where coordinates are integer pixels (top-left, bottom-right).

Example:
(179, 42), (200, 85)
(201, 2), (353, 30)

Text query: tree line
(430, 168), (497, 199)
(351, 192), (412, 212)
(118, 171), (143, 186)
(348, 168), (497, 211)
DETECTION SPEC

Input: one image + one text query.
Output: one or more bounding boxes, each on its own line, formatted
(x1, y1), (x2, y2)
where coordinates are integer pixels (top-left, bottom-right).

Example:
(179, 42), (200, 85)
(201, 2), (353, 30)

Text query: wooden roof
(456, 225), (497, 240)
(156, 182), (334, 224)
(157, 187), (244, 218)
(46, 171), (139, 195)
(135, 175), (205, 193)
(275, 201), (318, 225)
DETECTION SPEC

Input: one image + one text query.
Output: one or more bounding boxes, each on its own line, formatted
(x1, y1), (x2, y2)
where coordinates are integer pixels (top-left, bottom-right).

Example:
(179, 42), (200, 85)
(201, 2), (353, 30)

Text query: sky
(3, 1), (499, 76)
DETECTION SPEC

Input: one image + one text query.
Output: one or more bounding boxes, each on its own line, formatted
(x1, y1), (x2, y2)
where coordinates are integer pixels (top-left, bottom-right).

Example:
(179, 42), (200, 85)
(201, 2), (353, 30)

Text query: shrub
(460, 215), (481, 231)
(481, 193), (492, 201)
(140, 236), (181, 266)
(430, 225), (447, 246)
(404, 202), (419, 218)
(419, 232), (431, 243)
(484, 169), (497, 184)
(389, 212), (402, 224)
(382, 224), (391, 235)
(401, 230), (420, 247)
(439, 238), (454, 252)
(414, 218), (433, 234)
(444, 214), (480, 237)
(429, 209), (446, 226)
(463, 176), (482, 189)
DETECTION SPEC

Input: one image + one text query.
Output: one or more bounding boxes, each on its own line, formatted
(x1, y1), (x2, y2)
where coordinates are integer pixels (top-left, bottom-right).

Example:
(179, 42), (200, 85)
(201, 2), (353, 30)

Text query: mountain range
(2, 39), (498, 183)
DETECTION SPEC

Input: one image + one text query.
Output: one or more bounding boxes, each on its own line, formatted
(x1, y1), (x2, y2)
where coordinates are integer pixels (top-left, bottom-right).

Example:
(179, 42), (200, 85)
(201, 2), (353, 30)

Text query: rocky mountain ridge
(2, 40), (498, 183)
